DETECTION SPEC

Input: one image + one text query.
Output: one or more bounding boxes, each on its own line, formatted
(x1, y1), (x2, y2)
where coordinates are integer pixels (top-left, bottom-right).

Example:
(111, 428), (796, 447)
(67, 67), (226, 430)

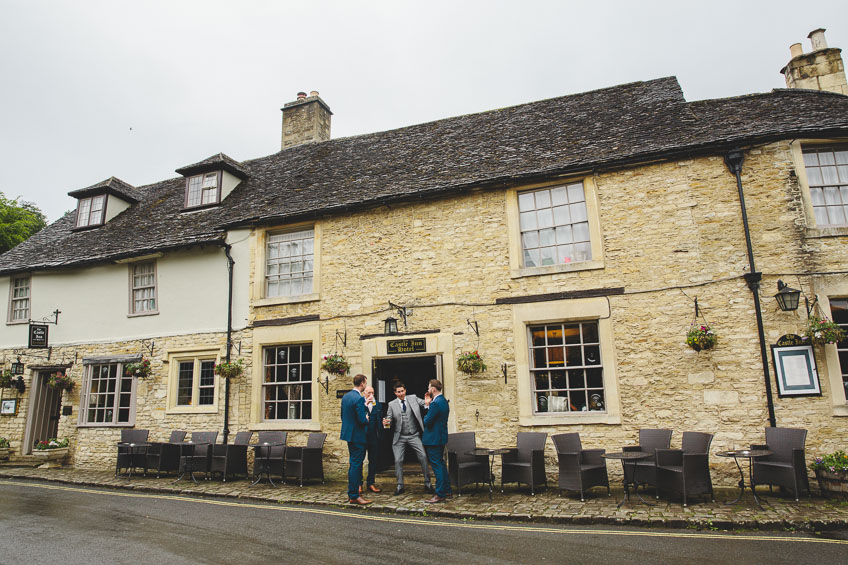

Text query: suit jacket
(422, 393), (449, 446)
(385, 395), (426, 445)
(365, 401), (383, 444)
(340, 389), (368, 444)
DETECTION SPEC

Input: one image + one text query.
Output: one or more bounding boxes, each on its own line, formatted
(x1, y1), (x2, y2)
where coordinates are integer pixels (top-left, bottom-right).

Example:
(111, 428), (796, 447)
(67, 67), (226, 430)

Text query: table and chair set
(444, 427), (811, 508)
(114, 429), (327, 487)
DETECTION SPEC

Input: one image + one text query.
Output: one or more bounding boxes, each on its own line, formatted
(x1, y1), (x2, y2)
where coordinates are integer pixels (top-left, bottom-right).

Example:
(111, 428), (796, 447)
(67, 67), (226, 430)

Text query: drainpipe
(724, 149), (777, 428)
(223, 244), (235, 444)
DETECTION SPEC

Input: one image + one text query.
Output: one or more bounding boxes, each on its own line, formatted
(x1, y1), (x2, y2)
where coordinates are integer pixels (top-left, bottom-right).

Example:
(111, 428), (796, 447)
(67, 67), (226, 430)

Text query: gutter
(724, 149), (777, 428)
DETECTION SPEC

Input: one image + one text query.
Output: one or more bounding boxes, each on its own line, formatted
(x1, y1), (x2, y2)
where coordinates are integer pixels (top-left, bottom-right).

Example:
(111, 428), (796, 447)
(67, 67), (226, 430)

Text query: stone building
(1, 31), (847, 484)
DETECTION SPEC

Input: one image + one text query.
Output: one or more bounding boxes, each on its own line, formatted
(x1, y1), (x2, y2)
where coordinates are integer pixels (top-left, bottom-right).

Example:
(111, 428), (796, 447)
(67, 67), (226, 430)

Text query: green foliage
(34, 438), (69, 450)
(0, 192), (47, 254)
(811, 450), (848, 473)
(0, 437), (9, 448)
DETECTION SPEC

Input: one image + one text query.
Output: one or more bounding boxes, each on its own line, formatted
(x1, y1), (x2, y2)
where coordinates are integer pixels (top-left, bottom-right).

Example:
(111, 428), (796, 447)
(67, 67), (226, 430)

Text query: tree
(0, 192), (47, 254)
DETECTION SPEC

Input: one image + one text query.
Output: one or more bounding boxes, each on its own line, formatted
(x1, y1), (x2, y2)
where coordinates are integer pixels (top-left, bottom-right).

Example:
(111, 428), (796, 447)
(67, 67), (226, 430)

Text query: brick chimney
(280, 90), (332, 149)
(780, 28), (848, 95)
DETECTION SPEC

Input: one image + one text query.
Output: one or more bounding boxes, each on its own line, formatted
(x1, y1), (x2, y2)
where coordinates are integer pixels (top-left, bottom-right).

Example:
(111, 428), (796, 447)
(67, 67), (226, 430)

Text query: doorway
(23, 371), (63, 455)
(372, 354), (441, 471)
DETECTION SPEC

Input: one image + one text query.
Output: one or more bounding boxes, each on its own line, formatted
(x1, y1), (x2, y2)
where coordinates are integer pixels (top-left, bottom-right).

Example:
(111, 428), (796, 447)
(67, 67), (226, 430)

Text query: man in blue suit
(340, 374), (372, 505)
(422, 378), (451, 503)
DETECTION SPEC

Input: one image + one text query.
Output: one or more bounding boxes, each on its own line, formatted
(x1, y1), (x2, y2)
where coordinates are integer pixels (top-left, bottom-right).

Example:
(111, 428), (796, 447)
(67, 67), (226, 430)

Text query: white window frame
(75, 195), (106, 228)
(166, 350), (220, 414)
(128, 261), (158, 316)
(254, 223), (321, 306)
(78, 362), (137, 427)
(7, 275), (30, 324)
(185, 172), (221, 208)
(261, 342), (314, 422)
(512, 297), (621, 426)
(801, 144), (848, 227)
(506, 178), (605, 279)
(790, 140), (848, 237)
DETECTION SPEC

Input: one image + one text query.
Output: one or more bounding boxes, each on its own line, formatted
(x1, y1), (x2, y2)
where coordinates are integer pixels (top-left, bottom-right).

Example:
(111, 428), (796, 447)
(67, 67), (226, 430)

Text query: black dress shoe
(394, 486), (405, 496)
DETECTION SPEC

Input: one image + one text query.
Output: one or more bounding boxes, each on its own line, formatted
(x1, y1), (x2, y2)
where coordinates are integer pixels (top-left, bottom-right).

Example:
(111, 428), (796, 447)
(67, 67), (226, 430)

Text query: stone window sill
(511, 259), (604, 279)
(805, 226), (848, 239)
(519, 413), (620, 426)
(166, 406), (219, 415)
(250, 421), (322, 432)
(254, 293), (320, 307)
(833, 405), (848, 417)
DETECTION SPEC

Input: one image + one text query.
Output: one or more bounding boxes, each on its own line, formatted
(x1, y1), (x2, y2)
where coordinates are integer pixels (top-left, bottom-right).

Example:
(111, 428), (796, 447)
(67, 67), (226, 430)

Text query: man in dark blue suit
(363, 385), (383, 493)
(422, 378), (451, 503)
(340, 374), (372, 505)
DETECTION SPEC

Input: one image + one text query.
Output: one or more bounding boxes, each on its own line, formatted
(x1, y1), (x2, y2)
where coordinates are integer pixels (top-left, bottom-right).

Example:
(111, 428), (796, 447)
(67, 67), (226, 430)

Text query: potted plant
(214, 358), (245, 380)
(320, 353), (350, 376)
(33, 438), (70, 467)
(457, 351), (487, 374)
(0, 437), (10, 461)
(804, 316), (846, 346)
(47, 372), (74, 393)
(686, 324), (718, 351)
(811, 450), (848, 499)
(124, 358), (152, 379)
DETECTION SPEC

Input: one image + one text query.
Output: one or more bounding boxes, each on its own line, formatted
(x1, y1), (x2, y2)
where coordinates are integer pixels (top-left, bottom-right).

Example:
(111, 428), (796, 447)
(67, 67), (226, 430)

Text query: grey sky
(2, 0), (847, 222)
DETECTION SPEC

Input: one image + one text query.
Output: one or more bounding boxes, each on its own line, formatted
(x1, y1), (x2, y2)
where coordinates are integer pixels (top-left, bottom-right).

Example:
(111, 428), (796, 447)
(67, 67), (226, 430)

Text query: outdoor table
(250, 442), (284, 487)
(466, 447), (514, 500)
(116, 442), (150, 480)
(602, 451), (654, 508)
(175, 441), (208, 485)
(715, 449), (773, 509)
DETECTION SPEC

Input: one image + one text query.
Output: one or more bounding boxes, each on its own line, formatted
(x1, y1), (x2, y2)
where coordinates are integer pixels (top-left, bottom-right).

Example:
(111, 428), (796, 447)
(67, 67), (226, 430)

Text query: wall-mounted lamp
(10, 359), (24, 375)
(775, 280), (817, 315)
(384, 316), (399, 335)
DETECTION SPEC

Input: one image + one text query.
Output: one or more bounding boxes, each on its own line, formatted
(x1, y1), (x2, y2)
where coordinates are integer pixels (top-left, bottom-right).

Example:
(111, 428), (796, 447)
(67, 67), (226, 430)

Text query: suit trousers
(392, 434), (431, 487)
(426, 444), (450, 498)
(365, 440), (381, 486)
(347, 442), (366, 499)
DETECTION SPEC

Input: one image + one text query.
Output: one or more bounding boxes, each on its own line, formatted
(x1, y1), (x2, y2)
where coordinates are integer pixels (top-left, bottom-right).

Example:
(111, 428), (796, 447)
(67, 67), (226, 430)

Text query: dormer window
(186, 172), (221, 208)
(76, 195), (106, 228)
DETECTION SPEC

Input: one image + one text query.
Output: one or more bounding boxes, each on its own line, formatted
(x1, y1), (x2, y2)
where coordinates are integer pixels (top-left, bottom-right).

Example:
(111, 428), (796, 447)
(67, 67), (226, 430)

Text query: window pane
(567, 183), (584, 203)
(262, 344), (312, 420)
(535, 190), (551, 209)
(551, 186), (568, 206)
(177, 361), (193, 406)
(518, 192), (535, 212)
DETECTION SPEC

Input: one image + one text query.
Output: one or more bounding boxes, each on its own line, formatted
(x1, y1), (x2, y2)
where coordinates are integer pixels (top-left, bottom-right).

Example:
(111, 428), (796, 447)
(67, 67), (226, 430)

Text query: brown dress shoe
(424, 495), (446, 504)
(368, 484), (382, 493)
(349, 497), (372, 505)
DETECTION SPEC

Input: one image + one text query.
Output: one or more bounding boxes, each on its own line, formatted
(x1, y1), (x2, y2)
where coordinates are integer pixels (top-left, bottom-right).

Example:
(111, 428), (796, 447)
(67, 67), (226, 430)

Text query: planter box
(32, 447), (69, 468)
(815, 468), (848, 499)
(0, 447), (9, 461)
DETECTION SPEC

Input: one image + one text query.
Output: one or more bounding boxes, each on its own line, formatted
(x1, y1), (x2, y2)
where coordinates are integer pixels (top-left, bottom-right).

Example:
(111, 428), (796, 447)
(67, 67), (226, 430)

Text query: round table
(715, 449), (773, 509)
(250, 442), (285, 487)
(116, 442), (150, 480)
(601, 451), (653, 507)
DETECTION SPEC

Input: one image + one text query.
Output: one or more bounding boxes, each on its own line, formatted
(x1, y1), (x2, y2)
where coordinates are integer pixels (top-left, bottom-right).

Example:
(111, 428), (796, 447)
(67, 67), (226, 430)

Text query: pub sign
(28, 324), (48, 349)
(387, 338), (426, 355)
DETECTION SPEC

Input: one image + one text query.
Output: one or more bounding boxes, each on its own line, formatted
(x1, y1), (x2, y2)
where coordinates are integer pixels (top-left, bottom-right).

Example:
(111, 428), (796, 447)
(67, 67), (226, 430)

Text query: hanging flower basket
(457, 351), (487, 375)
(686, 324), (717, 352)
(124, 358), (152, 379)
(0, 370), (12, 389)
(47, 372), (75, 393)
(214, 359), (245, 380)
(321, 354), (350, 376)
(803, 316), (846, 346)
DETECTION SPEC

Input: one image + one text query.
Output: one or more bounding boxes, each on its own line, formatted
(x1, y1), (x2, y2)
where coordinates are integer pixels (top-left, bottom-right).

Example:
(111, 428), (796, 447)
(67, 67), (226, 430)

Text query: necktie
(402, 400), (406, 412)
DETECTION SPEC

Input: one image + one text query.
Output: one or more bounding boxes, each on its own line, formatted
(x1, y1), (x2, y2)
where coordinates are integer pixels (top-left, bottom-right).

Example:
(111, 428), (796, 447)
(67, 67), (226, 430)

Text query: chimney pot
(808, 28), (828, 50)
(310, 90), (319, 97)
(789, 43), (803, 58)
(297, 91), (307, 100)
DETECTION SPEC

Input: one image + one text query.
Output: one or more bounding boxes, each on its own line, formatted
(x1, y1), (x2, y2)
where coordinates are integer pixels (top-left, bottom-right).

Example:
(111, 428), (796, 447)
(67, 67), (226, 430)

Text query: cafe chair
(179, 431), (218, 480)
(552, 432), (610, 501)
(115, 429), (149, 477)
(146, 430), (187, 478)
(750, 427), (810, 501)
(655, 431), (715, 507)
(622, 428), (672, 496)
(210, 431), (253, 482)
(284, 432), (327, 486)
(253, 431), (287, 482)
(446, 432), (489, 495)
(501, 432), (548, 495)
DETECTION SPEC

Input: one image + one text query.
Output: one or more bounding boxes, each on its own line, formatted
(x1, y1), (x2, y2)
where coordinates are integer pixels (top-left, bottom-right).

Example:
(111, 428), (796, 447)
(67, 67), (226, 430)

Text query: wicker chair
(446, 432), (489, 495)
(210, 431), (253, 482)
(179, 431), (218, 481)
(115, 429), (149, 477)
(285, 433), (326, 486)
(253, 431), (287, 482)
(622, 428), (672, 495)
(751, 427), (810, 501)
(146, 430), (187, 478)
(655, 431), (715, 507)
(552, 432), (610, 501)
(500, 432), (548, 495)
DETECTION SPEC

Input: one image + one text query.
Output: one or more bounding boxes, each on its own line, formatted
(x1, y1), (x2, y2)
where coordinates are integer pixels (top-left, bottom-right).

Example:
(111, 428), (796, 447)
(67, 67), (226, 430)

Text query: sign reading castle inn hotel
(1, 30), (848, 481)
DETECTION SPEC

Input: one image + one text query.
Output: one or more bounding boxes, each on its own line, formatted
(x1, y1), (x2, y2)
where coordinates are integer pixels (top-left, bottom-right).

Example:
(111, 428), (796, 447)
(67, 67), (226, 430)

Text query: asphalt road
(0, 479), (845, 565)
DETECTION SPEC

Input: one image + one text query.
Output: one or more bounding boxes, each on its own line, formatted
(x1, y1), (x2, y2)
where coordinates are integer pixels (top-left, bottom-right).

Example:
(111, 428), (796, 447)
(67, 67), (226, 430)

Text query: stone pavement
(2, 466), (847, 532)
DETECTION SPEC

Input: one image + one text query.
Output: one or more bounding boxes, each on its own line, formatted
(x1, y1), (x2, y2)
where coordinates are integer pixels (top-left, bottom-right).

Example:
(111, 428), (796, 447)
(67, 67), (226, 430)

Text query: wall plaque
(387, 338), (426, 355)
(28, 324), (48, 349)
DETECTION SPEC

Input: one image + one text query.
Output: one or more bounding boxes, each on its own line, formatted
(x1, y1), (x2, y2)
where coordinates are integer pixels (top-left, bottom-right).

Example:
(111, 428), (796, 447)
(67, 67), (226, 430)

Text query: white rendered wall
(0, 232), (251, 347)
(104, 195), (130, 222)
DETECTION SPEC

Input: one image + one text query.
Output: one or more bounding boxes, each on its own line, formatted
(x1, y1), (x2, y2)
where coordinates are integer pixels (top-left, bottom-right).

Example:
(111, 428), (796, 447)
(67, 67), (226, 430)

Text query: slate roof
(175, 152), (249, 180)
(3, 77), (848, 275)
(67, 176), (140, 203)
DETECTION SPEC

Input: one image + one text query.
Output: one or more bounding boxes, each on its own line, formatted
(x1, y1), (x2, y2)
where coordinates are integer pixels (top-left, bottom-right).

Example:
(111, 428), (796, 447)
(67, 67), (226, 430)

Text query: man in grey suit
(381, 380), (433, 496)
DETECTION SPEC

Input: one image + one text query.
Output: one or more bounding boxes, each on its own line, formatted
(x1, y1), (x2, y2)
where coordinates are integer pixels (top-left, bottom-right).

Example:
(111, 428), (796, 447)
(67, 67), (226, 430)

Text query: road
(0, 479), (845, 564)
